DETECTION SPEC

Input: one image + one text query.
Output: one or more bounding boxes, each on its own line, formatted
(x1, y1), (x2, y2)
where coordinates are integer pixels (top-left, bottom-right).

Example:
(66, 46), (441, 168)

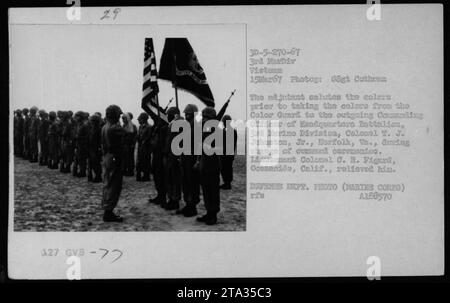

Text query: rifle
(162, 98), (174, 114)
(216, 89), (236, 121)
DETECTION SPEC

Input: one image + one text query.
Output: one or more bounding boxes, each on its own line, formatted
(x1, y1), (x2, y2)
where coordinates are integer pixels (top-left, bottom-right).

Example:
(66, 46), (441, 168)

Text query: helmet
(183, 104), (198, 114)
(138, 112), (149, 122)
(105, 105), (123, 122)
(49, 111), (57, 120)
(89, 114), (101, 124)
(222, 114), (232, 122)
(30, 106), (38, 114)
(22, 108), (29, 114)
(166, 106), (180, 117)
(38, 109), (46, 117)
(15, 109), (22, 115)
(201, 107), (216, 119)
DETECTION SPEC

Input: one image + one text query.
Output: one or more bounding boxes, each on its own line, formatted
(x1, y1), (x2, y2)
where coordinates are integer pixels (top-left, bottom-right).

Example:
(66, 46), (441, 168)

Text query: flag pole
(175, 86), (179, 109)
(172, 39), (179, 110)
(156, 94), (160, 119)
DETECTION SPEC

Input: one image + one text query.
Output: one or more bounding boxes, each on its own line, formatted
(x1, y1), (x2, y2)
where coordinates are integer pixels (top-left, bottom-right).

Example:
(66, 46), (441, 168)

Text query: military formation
(13, 104), (238, 226)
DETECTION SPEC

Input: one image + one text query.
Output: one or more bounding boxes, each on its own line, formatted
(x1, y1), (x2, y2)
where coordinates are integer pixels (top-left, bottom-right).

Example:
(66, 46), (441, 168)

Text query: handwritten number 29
(101, 8), (121, 20)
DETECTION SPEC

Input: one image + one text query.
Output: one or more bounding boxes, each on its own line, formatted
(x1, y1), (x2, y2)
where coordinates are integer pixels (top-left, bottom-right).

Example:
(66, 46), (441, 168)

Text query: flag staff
(175, 86), (179, 109)
(172, 40), (179, 109)
(156, 94), (160, 118)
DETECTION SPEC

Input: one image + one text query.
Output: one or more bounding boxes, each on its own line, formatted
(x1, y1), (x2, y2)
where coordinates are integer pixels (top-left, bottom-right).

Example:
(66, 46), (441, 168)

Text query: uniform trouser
(200, 169), (221, 215)
(152, 152), (166, 199)
(29, 136), (38, 160)
(74, 148), (88, 175)
(65, 145), (75, 171)
(14, 134), (23, 155)
(181, 155), (200, 206)
(136, 146), (151, 177)
(220, 156), (234, 184)
(23, 135), (29, 158)
(164, 155), (182, 202)
(122, 144), (135, 174)
(39, 139), (49, 163)
(88, 150), (102, 179)
(102, 153), (123, 211)
(48, 140), (58, 166)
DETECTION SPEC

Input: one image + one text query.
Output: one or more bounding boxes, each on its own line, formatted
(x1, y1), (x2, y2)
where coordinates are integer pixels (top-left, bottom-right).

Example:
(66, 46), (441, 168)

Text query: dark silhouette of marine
(101, 105), (126, 222)
(177, 104), (201, 217)
(196, 106), (221, 225)
(219, 114), (238, 190)
(136, 112), (152, 182)
(88, 113), (103, 183)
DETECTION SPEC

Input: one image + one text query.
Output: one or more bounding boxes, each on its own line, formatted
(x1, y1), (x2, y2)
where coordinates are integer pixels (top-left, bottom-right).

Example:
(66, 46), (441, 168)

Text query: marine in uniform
(136, 112), (152, 182)
(177, 104), (201, 217)
(38, 110), (50, 166)
(121, 112), (138, 177)
(61, 112), (73, 173)
(196, 107), (221, 225)
(56, 111), (65, 171)
(101, 105), (126, 222)
(14, 109), (24, 157)
(148, 114), (168, 206)
(47, 111), (59, 169)
(74, 112), (90, 178)
(87, 113), (103, 182)
(162, 107), (183, 211)
(22, 108), (30, 160)
(28, 106), (39, 163)
(219, 114), (238, 190)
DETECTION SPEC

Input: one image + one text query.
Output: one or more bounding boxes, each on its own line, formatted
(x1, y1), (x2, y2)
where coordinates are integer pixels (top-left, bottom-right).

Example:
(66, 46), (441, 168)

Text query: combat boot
(220, 183), (232, 190)
(183, 205), (198, 217)
(93, 176), (102, 183)
(103, 210), (123, 222)
(148, 196), (163, 205)
(204, 214), (218, 225)
(196, 214), (211, 222)
(165, 200), (179, 211)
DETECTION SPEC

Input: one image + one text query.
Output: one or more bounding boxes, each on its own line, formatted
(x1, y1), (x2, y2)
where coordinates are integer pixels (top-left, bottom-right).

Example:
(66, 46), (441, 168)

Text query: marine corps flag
(159, 38), (215, 107)
(142, 38), (168, 123)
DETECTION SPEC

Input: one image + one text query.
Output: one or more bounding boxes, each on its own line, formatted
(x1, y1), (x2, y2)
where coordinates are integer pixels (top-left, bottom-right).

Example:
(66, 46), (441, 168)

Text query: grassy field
(13, 155), (246, 231)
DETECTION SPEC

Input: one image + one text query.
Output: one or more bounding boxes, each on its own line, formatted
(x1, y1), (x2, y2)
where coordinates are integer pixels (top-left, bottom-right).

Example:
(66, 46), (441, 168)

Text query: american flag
(142, 38), (167, 122)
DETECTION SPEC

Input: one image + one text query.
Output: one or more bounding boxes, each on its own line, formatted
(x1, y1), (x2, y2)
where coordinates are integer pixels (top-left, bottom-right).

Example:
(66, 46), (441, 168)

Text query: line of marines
(13, 104), (237, 225)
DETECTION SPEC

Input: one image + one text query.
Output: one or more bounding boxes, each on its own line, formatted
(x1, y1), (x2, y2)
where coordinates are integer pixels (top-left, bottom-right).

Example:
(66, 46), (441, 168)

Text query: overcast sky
(10, 24), (246, 123)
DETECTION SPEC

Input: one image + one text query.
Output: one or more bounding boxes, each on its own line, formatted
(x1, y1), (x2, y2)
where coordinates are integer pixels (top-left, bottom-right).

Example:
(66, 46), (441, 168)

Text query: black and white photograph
(11, 24), (247, 231)
(4, 3), (446, 283)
